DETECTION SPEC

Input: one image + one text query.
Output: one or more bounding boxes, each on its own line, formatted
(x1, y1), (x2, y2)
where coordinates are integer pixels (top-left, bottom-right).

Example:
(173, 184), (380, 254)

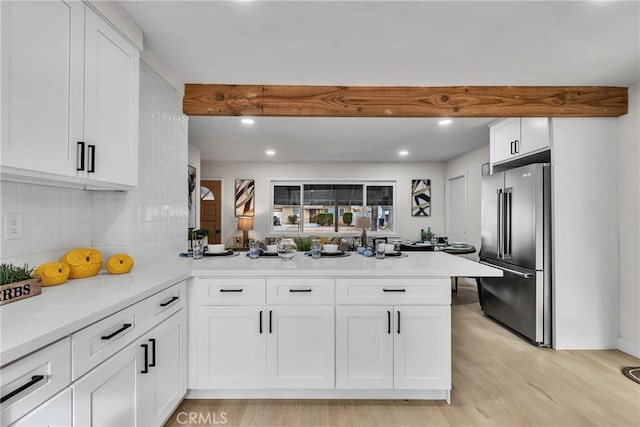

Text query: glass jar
(277, 238), (298, 261)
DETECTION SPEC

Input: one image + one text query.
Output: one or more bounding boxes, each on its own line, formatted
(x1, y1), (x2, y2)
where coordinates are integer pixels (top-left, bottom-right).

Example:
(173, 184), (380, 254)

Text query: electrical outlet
(4, 213), (23, 240)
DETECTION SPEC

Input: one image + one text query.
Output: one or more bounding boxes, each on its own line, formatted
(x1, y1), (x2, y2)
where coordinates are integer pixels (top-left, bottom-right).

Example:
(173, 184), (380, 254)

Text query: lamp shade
(238, 216), (254, 231)
(355, 216), (371, 229)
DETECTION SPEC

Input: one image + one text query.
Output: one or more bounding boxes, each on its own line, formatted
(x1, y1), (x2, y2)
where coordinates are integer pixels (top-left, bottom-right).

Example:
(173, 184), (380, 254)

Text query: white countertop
(0, 252), (500, 366)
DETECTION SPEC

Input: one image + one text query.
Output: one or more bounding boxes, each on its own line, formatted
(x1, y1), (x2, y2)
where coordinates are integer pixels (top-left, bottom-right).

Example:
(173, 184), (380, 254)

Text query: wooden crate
(0, 278), (42, 306)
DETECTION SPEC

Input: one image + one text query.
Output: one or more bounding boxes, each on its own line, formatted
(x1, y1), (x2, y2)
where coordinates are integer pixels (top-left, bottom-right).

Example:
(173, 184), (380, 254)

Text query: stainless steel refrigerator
(479, 163), (551, 346)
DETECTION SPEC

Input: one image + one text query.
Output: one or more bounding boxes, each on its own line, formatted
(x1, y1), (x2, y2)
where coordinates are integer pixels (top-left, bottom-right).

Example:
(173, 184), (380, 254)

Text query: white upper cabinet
(1, 1), (140, 190)
(490, 118), (551, 165)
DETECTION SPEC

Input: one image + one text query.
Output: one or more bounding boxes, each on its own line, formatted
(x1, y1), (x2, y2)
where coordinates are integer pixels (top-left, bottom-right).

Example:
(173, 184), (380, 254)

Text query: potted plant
(0, 263), (41, 306)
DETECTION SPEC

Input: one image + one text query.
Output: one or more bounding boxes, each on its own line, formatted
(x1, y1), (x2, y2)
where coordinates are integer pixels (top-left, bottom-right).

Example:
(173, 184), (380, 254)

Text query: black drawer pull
(269, 310), (273, 334)
(160, 296), (179, 307)
(141, 343), (149, 374)
(289, 289), (312, 293)
(0, 375), (45, 404)
(259, 310), (263, 334)
(387, 310), (391, 334)
(87, 144), (96, 173)
(101, 323), (132, 340)
(383, 289), (406, 292)
(397, 311), (401, 334)
(219, 289), (243, 293)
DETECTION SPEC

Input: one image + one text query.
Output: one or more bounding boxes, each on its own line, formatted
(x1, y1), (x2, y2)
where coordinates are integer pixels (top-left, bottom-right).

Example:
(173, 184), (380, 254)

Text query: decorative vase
(277, 238), (298, 261)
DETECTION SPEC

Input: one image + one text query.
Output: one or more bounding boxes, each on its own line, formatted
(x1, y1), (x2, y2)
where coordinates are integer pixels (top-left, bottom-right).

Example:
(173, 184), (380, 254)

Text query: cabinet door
(83, 7), (139, 187)
(1, 0), (84, 176)
(267, 306), (334, 389)
(73, 337), (145, 427)
(490, 118), (519, 164)
(195, 306), (266, 389)
(519, 118), (550, 155)
(336, 306), (393, 389)
(393, 306), (451, 390)
(10, 388), (71, 427)
(143, 309), (187, 427)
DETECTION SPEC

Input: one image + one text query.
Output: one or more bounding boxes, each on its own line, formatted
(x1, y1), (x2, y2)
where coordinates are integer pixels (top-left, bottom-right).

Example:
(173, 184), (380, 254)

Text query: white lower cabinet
(195, 305), (334, 389)
(73, 308), (186, 427)
(336, 305), (450, 390)
(10, 388), (72, 427)
(267, 306), (334, 389)
(196, 306), (266, 389)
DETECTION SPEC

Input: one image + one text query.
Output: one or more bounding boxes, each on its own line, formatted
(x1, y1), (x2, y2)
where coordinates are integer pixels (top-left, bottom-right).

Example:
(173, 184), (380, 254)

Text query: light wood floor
(165, 280), (640, 427)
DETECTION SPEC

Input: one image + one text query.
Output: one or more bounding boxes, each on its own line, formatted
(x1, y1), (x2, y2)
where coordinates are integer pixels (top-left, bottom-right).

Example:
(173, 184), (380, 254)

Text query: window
(271, 181), (396, 235)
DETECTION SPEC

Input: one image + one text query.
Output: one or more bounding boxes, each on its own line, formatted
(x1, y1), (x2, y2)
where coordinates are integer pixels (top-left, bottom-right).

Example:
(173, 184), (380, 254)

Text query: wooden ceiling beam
(183, 84), (628, 117)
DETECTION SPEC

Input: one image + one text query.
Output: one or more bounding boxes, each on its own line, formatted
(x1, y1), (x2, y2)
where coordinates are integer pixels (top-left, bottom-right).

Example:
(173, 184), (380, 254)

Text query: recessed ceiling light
(241, 118), (254, 125)
(398, 150), (409, 156)
(439, 119), (452, 126)
(265, 149), (276, 156)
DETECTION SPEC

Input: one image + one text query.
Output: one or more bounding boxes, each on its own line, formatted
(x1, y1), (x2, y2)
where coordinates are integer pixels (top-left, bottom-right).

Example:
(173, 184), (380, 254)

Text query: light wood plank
(183, 85), (628, 117)
(165, 280), (640, 427)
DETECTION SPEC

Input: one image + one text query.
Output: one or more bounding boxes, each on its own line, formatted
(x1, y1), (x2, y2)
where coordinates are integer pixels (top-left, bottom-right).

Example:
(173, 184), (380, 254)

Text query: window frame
(270, 180), (397, 236)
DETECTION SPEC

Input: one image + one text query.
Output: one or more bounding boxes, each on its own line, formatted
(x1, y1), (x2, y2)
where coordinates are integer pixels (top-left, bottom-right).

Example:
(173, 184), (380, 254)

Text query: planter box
(0, 278), (42, 306)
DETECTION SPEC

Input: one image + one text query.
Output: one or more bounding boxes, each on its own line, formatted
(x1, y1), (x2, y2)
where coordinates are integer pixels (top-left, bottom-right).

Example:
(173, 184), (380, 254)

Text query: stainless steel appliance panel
(504, 164), (542, 270)
(480, 172), (504, 261)
(480, 261), (539, 342)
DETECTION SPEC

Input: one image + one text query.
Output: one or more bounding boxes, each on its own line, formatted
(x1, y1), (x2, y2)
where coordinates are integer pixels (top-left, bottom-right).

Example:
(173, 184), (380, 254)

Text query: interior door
(480, 172), (504, 260)
(201, 180), (222, 244)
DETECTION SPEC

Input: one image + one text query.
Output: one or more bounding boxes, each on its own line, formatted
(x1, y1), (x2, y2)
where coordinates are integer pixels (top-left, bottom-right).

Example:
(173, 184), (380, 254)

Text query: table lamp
(237, 216), (254, 248)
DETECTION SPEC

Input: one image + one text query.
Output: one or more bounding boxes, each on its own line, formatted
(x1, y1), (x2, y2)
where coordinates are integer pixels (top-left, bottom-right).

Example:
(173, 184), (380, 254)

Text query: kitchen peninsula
(0, 252), (500, 426)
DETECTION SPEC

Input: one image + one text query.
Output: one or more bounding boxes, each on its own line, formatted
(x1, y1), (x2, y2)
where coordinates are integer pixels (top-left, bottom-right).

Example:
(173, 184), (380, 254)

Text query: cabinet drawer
(146, 281), (186, 329)
(191, 278), (265, 305)
(267, 278), (334, 305)
(335, 278), (450, 305)
(0, 338), (71, 426)
(71, 300), (146, 380)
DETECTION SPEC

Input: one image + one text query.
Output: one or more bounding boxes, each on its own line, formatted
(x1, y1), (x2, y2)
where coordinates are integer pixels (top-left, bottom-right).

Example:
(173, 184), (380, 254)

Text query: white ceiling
(117, 0), (640, 162)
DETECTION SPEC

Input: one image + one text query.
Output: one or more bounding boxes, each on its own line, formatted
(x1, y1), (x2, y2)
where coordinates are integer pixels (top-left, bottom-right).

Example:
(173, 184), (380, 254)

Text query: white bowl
(384, 244), (396, 254)
(207, 244), (226, 254)
(323, 244), (339, 253)
(266, 244), (278, 253)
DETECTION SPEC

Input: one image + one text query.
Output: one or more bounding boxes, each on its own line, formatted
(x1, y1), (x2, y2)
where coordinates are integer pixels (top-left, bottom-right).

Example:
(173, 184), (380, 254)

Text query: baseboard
(617, 337), (640, 359)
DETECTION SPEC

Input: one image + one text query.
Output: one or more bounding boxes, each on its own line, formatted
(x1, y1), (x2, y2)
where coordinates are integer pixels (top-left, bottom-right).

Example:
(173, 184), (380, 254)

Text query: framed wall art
(235, 179), (255, 217)
(411, 179), (431, 216)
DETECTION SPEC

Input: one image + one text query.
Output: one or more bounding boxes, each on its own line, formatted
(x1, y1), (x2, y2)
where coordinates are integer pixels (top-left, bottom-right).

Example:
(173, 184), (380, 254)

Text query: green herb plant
(0, 263), (34, 286)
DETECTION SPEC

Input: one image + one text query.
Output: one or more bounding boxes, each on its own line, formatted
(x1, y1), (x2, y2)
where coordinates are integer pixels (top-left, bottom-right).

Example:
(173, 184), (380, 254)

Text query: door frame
(445, 173), (467, 242)
(200, 178), (223, 244)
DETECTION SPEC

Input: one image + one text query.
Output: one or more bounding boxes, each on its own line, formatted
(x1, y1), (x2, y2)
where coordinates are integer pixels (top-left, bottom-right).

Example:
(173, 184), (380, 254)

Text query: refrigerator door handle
(504, 188), (513, 259)
(479, 261), (535, 279)
(497, 189), (504, 259)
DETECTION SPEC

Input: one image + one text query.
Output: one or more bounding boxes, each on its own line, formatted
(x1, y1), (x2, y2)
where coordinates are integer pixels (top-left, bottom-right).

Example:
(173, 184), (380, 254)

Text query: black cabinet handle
(219, 289), (243, 293)
(101, 323), (132, 340)
(514, 139), (519, 153)
(387, 310), (391, 334)
(77, 142), (85, 171)
(149, 338), (156, 368)
(269, 310), (273, 334)
(397, 311), (401, 334)
(289, 289), (312, 293)
(0, 375), (45, 404)
(87, 145), (96, 173)
(510, 140), (515, 154)
(259, 310), (263, 334)
(383, 289), (406, 292)
(160, 296), (179, 307)
(141, 343), (149, 374)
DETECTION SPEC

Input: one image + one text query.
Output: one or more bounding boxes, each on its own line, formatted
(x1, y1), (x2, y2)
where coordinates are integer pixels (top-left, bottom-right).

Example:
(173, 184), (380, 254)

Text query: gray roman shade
(273, 185), (301, 205)
(367, 185), (393, 205)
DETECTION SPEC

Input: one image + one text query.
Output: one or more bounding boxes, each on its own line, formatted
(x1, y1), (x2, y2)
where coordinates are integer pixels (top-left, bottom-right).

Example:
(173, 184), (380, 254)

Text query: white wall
(201, 161), (446, 246)
(0, 60), (188, 268)
(617, 83), (640, 358)
(551, 118), (619, 350)
(444, 144), (489, 261)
